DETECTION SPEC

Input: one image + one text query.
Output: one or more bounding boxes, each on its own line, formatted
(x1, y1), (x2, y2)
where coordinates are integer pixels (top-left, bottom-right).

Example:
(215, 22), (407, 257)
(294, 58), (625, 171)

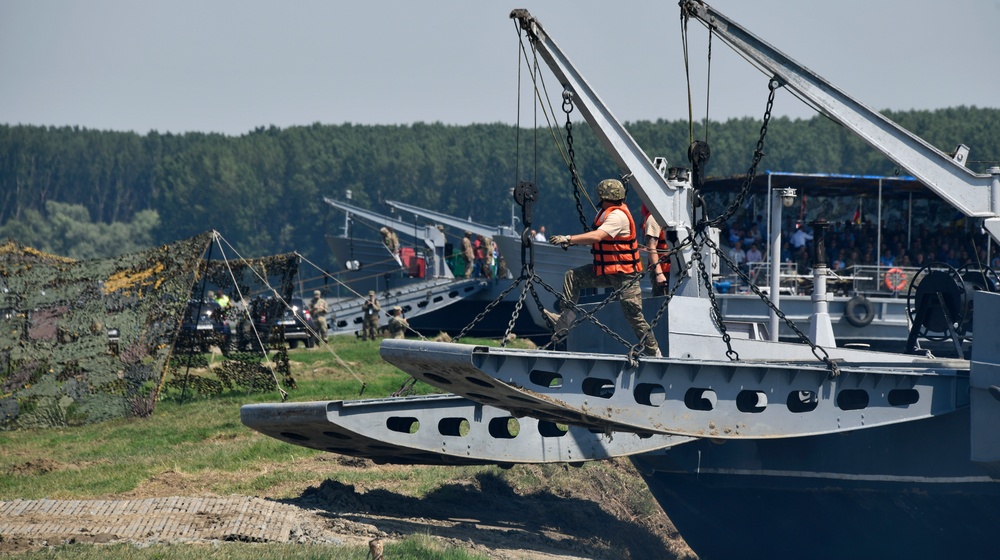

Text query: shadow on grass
(278, 471), (674, 560)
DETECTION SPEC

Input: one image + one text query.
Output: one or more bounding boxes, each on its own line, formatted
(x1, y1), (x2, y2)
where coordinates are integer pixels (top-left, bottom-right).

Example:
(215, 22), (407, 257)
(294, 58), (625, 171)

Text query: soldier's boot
(550, 309), (576, 346)
(542, 309), (561, 329)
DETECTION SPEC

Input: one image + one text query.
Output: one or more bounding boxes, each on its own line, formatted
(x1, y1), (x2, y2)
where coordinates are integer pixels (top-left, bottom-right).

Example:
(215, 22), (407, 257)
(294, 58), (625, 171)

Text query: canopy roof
(701, 171), (937, 200)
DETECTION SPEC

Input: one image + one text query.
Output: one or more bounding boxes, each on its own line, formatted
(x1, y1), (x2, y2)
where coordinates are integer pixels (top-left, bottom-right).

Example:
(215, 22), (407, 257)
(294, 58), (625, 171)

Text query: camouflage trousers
(557, 265), (659, 355)
(314, 314), (328, 342)
(363, 317), (379, 340)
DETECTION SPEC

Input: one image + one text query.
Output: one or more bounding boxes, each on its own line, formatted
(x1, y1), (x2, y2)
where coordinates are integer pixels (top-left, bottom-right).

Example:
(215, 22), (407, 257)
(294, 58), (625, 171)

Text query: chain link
(691, 234), (739, 360)
(452, 275), (526, 343)
(534, 274), (636, 351)
(703, 235), (840, 377)
(700, 79), (778, 231)
(563, 93), (591, 232)
(634, 237), (695, 346)
(501, 271), (533, 347)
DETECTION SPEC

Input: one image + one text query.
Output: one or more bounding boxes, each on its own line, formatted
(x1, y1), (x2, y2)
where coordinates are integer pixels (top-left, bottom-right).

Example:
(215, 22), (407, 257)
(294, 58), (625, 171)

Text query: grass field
(3, 337), (427, 499)
(0, 337), (524, 558)
(2, 336), (683, 559)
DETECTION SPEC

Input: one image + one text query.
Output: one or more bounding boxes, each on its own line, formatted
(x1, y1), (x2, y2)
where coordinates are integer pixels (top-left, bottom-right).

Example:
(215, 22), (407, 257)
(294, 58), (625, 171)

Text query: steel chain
(632, 237), (695, 356)
(700, 79), (778, 231)
(527, 281), (552, 327)
(563, 94), (591, 232)
(535, 272), (644, 352)
(542, 236), (696, 356)
(501, 272), (532, 347)
(703, 235), (840, 377)
(453, 275), (525, 343)
(691, 233), (739, 360)
(644, 238), (694, 332)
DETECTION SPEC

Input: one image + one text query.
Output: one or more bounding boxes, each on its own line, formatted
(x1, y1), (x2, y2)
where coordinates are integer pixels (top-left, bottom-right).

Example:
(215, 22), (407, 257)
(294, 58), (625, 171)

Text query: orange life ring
(884, 267), (907, 292)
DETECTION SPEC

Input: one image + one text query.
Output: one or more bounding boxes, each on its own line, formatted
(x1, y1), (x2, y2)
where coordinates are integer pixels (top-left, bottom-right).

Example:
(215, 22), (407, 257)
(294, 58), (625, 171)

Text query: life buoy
(844, 295), (875, 327)
(884, 267), (907, 292)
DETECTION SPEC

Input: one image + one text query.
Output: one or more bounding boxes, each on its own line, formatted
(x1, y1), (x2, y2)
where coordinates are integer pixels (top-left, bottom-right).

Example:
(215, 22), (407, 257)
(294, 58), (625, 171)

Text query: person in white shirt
(790, 225), (813, 249)
(728, 240), (747, 272)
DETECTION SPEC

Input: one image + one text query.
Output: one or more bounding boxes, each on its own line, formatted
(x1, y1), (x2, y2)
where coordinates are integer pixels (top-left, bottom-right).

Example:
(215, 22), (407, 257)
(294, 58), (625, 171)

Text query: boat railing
(719, 262), (925, 298)
(717, 262), (804, 295)
(850, 265), (921, 296)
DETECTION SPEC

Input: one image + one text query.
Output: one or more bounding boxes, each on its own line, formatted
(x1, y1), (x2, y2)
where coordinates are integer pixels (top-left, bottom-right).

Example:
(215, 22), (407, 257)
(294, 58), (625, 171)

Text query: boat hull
(406, 283), (550, 338)
(324, 234), (591, 338)
(716, 291), (911, 351)
(325, 236), (427, 297)
(632, 409), (1000, 560)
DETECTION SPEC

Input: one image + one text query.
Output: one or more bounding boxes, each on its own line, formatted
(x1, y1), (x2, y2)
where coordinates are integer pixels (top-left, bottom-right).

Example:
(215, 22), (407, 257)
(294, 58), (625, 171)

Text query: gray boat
(244, 3), (1000, 558)
(325, 197), (593, 337)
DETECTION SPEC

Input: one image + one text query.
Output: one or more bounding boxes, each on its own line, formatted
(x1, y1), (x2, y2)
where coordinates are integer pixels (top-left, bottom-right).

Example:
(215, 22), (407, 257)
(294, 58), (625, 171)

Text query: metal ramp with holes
(240, 393), (690, 465)
(379, 340), (969, 439)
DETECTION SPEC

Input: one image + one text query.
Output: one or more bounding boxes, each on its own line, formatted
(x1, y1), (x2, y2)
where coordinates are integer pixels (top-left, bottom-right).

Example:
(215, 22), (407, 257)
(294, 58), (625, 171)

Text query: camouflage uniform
(361, 292), (381, 340)
(309, 291), (329, 343)
(387, 307), (408, 339)
(380, 227), (399, 255)
(461, 233), (474, 278)
(555, 266), (657, 356)
(549, 179), (659, 356)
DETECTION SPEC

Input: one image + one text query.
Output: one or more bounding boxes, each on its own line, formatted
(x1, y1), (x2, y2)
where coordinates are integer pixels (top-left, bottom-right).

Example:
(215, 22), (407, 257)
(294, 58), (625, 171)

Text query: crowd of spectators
(721, 216), (1000, 279)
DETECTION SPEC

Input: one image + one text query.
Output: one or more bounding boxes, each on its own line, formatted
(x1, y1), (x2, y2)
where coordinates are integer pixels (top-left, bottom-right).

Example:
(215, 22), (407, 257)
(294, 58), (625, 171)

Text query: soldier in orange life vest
(547, 179), (660, 357)
(641, 203), (671, 297)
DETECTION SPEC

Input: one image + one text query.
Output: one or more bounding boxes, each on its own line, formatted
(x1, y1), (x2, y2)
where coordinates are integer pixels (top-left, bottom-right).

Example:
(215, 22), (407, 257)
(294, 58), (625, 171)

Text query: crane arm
(322, 198), (447, 249)
(385, 199), (515, 239)
(680, 0), (1000, 241)
(510, 9), (693, 234)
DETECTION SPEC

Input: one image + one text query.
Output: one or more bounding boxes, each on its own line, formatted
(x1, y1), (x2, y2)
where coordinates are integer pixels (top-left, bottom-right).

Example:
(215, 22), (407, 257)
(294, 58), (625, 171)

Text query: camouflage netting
(0, 234), (213, 429)
(0, 233), (301, 430)
(169, 247), (300, 399)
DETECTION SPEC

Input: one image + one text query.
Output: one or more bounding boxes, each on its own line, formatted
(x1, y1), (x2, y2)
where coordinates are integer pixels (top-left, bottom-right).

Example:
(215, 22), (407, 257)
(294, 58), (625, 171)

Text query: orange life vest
(643, 214), (672, 275)
(655, 230), (671, 274)
(592, 204), (643, 276)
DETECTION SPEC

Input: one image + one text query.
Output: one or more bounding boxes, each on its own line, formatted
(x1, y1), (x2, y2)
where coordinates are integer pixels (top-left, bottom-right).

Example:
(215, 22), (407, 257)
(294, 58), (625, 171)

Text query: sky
(2, 0), (998, 137)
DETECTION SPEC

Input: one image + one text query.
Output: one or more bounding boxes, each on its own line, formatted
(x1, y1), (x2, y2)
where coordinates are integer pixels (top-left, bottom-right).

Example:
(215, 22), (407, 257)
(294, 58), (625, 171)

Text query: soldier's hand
(549, 235), (571, 250)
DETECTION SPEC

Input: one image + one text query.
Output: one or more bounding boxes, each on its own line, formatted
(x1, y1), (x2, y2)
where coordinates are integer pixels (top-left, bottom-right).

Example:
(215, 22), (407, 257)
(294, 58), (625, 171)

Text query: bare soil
(1, 455), (697, 559)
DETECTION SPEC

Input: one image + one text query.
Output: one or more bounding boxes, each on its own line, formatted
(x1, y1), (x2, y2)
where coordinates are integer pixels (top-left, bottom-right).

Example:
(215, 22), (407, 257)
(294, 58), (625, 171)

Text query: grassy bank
(12, 538), (486, 560)
(1, 337), (496, 501)
(2, 336), (683, 559)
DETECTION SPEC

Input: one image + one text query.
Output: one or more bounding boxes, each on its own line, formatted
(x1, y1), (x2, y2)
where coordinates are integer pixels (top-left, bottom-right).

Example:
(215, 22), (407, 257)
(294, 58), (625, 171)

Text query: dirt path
(1, 474), (696, 559)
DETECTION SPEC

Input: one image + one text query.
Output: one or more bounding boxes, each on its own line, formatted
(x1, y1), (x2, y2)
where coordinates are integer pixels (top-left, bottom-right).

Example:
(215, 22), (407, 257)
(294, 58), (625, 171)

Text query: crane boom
(385, 199), (515, 239)
(679, 0), (1000, 239)
(509, 10), (694, 235)
(512, 3), (1000, 243)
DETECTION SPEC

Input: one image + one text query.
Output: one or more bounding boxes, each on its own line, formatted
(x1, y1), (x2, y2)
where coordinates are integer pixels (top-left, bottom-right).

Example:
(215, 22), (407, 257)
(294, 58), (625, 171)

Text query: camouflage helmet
(596, 179), (625, 201)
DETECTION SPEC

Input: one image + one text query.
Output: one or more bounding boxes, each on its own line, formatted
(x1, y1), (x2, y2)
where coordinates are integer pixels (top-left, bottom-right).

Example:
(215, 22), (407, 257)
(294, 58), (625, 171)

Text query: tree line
(1, 106), (998, 265)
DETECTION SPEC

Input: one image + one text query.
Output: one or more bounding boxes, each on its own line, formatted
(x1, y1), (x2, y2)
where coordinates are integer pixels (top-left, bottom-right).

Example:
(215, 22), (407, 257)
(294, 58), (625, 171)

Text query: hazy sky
(2, 0), (998, 136)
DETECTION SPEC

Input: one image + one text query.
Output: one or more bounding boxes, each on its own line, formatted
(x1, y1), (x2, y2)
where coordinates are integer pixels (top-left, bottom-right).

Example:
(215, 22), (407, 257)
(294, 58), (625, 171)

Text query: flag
(852, 200), (862, 225)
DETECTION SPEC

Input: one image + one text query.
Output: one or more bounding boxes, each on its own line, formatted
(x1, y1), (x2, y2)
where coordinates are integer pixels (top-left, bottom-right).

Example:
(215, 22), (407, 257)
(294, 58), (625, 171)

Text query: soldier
(546, 179), (660, 357)
(461, 231), (475, 278)
(387, 306), (408, 339)
(361, 290), (381, 340)
(309, 290), (329, 344)
(380, 226), (400, 255)
(642, 204), (670, 297)
(483, 237), (496, 279)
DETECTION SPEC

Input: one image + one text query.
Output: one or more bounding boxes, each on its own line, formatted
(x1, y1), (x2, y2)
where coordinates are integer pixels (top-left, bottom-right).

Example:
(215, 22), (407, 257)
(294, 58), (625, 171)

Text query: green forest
(1, 106), (998, 267)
